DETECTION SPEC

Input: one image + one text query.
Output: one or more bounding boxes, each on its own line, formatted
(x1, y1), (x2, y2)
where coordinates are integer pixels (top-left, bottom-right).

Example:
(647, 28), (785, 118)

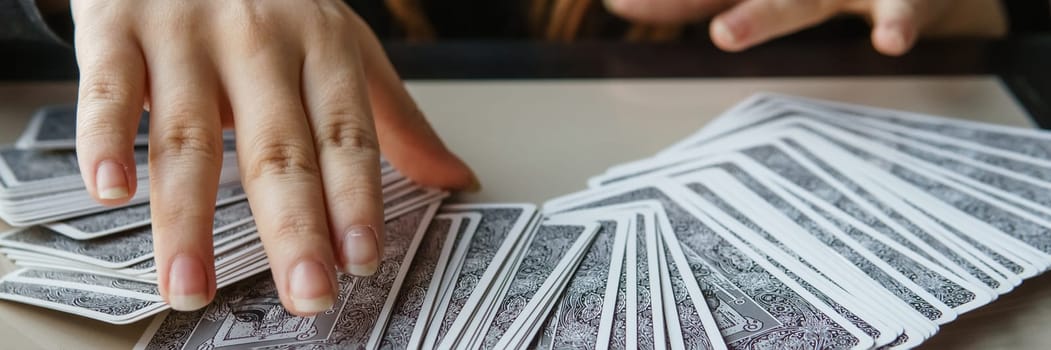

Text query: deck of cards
(1, 93), (1050, 349)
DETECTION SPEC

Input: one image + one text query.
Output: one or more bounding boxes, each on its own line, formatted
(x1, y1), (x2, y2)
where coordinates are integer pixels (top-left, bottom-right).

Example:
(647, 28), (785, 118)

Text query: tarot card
(756, 110), (1051, 221)
(545, 181), (872, 350)
(779, 129), (1051, 269)
(686, 188), (907, 348)
(426, 203), (538, 349)
(683, 167), (971, 320)
(15, 105), (150, 150)
(135, 202), (439, 350)
(377, 214), (462, 350)
(594, 123), (1044, 282)
(3, 268), (161, 302)
(479, 219), (600, 349)
(441, 213), (546, 349)
(0, 276), (165, 325)
(530, 215), (628, 350)
(761, 93), (1051, 162)
(630, 210), (667, 350)
(0, 202), (255, 269)
(45, 181), (247, 240)
(411, 212), (483, 350)
(675, 170), (925, 346)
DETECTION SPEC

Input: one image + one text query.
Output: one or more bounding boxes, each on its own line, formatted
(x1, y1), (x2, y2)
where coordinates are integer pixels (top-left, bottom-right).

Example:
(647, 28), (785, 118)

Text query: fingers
(710, 0), (842, 52)
(214, 9), (338, 316)
(351, 15), (479, 190)
(301, 8), (385, 278)
(604, 0), (734, 24)
(869, 0), (920, 56)
(72, 12), (146, 205)
(142, 30), (225, 311)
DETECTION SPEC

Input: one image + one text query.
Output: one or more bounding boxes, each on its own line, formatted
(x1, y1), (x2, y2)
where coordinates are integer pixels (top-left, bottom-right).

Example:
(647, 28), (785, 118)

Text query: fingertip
(710, 18), (746, 52)
(870, 0), (919, 57)
(288, 260), (337, 315)
(873, 22), (915, 56)
(167, 254), (213, 311)
(94, 159), (134, 202)
(339, 225), (382, 276)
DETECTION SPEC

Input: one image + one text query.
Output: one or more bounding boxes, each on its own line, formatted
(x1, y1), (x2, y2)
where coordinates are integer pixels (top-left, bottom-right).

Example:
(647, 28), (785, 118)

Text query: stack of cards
(0, 107), (240, 226)
(5, 93), (1051, 349)
(0, 106), (447, 324)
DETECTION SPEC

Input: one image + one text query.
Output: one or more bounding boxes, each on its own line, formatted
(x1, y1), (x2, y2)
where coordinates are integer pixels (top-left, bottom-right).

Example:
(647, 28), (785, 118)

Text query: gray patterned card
(480, 222), (595, 348)
(546, 183), (870, 349)
(426, 203), (537, 349)
(15, 105), (150, 150)
(378, 215), (457, 350)
(0, 278), (164, 325)
(0, 201), (255, 268)
(135, 201), (440, 350)
(547, 220), (619, 348)
(45, 182), (247, 240)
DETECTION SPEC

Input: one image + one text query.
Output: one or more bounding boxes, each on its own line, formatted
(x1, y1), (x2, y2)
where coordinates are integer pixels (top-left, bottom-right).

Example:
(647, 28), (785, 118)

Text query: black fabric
(346, 0), (396, 38)
(421, 0), (528, 38)
(1004, 0), (1051, 34)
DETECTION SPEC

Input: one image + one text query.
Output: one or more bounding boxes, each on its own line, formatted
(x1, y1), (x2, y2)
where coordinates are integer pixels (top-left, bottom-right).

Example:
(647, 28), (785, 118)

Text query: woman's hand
(605, 0), (1008, 56)
(71, 0), (477, 316)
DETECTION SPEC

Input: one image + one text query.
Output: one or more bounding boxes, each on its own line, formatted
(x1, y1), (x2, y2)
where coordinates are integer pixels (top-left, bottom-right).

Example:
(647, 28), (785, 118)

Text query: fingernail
(341, 226), (380, 276)
(168, 254), (210, 311)
(289, 260), (335, 313)
(711, 20), (737, 46)
(96, 160), (129, 200)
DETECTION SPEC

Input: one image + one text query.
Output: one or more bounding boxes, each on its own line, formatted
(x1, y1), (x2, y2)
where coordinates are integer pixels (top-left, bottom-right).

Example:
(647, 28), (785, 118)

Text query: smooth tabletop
(0, 77), (1047, 349)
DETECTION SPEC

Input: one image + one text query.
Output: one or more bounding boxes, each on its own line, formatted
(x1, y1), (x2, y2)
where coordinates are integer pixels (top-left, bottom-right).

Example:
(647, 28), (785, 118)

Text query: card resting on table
(2, 93), (1051, 349)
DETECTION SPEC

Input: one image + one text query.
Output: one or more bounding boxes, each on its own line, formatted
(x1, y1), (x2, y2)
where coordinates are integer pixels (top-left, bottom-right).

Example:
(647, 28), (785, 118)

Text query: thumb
(351, 16), (480, 191)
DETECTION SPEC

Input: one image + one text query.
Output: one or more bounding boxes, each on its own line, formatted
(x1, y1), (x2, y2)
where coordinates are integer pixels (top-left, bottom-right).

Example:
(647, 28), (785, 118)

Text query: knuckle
(244, 137), (319, 183)
(151, 121), (222, 165)
(268, 211), (326, 246)
(316, 3), (355, 33)
(330, 181), (383, 205)
(79, 76), (133, 107)
(314, 118), (379, 155)
(76, 117), (127, 143)
(149, 200), (212, 230)
(228, 1), (285, 55)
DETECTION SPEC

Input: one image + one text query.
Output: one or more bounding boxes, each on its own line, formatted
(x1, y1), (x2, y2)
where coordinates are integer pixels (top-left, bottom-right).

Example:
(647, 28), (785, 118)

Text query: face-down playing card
(134, 201), (441, 349)
(544, 181), (875, 350)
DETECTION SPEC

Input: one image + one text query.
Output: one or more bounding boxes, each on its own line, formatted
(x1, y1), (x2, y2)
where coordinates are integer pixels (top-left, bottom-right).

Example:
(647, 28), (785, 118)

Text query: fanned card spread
(1, 93), (1048, 349)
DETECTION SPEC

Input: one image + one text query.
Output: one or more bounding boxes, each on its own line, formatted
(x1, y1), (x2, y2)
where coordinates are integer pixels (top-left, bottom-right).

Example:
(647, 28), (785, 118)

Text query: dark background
(2, 30), (1050, 128)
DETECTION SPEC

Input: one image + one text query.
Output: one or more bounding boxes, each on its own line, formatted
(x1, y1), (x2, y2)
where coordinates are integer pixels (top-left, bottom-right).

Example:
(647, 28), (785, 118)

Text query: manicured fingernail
(289, 260), (335, 313)
(96, 160), (129, 200)
(341, 226), (380, 276)
(711, 20), (737, 46)
(168, 254), (209, 311)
